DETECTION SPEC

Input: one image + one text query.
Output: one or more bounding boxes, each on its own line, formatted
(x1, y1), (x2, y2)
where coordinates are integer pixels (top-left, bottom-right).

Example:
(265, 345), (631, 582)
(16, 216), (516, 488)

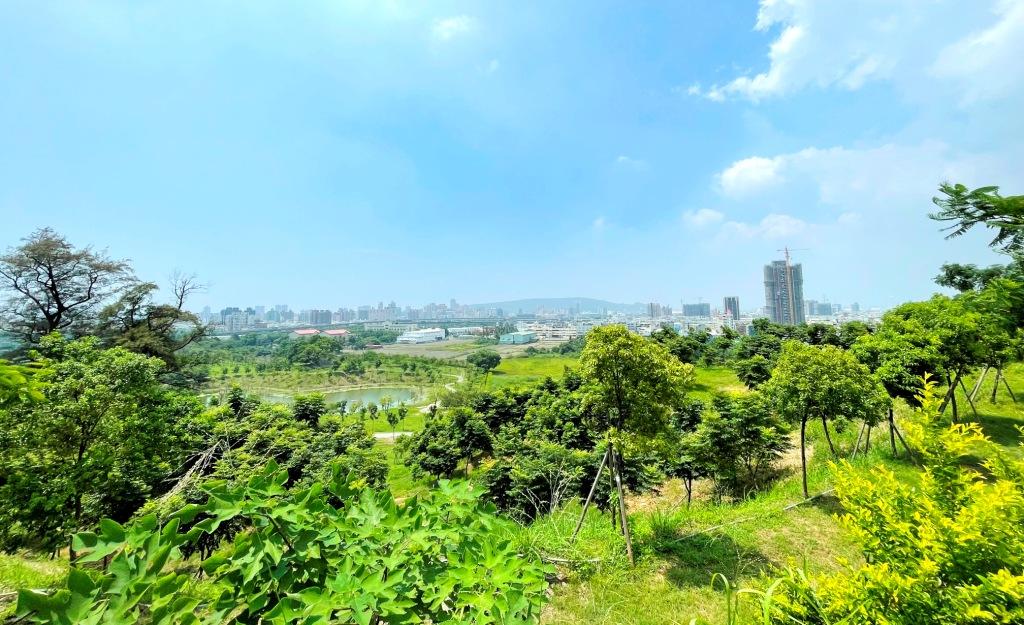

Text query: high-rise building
(723, 296), (740, 321)
(764, 257), (805, 325)
(682, 303), (711, 318)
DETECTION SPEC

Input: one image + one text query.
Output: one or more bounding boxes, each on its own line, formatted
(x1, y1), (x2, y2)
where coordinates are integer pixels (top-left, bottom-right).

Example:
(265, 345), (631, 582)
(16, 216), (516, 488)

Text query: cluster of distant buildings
(199, 252), (879, 342)
(200, 299), (505, 334)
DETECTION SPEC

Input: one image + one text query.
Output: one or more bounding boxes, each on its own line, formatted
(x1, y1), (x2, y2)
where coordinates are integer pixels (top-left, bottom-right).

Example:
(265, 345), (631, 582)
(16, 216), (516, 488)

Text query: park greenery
(0, 181), (1023, 624)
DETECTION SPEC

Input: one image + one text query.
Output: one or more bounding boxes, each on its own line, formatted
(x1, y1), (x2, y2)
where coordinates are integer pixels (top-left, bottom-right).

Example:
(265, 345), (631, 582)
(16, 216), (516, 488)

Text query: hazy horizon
(2, 2), (1018, 310)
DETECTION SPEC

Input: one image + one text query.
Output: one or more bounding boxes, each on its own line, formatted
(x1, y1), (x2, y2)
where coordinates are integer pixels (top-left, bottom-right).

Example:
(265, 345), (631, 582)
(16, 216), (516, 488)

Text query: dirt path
(373, 431), (413, 441)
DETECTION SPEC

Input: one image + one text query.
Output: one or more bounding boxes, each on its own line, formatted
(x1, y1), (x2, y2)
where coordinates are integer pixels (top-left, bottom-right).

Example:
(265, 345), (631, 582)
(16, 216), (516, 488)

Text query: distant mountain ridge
(467, 297), (646, 314)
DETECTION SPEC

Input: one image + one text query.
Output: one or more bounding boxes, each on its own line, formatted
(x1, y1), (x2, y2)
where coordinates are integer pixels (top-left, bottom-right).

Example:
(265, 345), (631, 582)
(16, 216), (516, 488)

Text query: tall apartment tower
(723, 296), (740, 321)
(764, 257), (805, 325)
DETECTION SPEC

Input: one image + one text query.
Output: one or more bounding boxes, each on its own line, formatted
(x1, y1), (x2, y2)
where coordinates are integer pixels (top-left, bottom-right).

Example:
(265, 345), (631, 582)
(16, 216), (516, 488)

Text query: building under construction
(763, 251), (805, 325)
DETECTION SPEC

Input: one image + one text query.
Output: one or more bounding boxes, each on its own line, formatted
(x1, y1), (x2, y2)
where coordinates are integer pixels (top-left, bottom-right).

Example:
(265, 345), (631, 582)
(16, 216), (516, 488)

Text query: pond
(260, 386), (422, 409)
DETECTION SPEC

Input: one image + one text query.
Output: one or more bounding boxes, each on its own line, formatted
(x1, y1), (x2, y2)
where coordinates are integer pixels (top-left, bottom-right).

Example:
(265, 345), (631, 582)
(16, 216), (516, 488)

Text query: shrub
(754, 378), (1024, 624)
(18, 463), (552, 624)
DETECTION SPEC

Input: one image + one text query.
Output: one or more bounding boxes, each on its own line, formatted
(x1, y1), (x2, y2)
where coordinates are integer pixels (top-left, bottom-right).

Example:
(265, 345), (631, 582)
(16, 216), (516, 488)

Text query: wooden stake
(888, 407), (897, 456)
(851, 422), (866, 459)
(610, 444), (635, 566)
(570, 447), (609, 543)
(969, 366), (989, 403)
(958, 376), (979, 418)
(1003, 372), (1017, 402)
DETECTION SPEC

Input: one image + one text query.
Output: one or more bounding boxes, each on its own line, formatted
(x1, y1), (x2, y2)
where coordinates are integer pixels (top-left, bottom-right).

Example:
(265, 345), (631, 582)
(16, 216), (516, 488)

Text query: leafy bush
(684, 394), (789, 498)
(754, 379), (1024, 624)
(18, 463), (552, 624)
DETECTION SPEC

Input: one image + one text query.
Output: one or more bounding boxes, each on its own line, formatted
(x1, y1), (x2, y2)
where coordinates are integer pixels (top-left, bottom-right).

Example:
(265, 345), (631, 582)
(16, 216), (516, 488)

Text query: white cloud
(720, 213), (808, 240)
(697, 0), (1024, 102)
(431, 15), (474, 41)
(931, 0), (1024, 105)
(718, 156), (782, 197)
(682, 208), (725, 227)
(615, 155), (648, 170)
(714, 141), (1007, 205)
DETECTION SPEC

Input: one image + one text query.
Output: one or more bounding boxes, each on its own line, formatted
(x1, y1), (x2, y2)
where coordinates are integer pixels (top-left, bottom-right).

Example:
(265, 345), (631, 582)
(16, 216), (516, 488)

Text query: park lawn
(0, 553), (67, 618)
(486, 355), (579, 389)
(690, 366), (747, 400)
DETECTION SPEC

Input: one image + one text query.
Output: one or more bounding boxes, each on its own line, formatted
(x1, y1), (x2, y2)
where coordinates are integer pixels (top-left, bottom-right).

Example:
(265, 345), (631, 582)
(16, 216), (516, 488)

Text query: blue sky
(2, 1), (1021, 311)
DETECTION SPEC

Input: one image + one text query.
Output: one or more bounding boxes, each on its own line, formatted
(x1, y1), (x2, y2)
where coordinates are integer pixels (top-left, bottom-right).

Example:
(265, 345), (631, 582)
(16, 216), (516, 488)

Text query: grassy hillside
(527, 363), (1024, 624)
(485, 355), (580, 389)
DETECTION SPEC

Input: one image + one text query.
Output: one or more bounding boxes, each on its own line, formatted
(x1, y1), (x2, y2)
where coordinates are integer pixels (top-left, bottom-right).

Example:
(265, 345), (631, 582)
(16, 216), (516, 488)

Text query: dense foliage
(0, 335), (204, 553)
(760, 380), (1024, 624)
(17, 463), (552, 624)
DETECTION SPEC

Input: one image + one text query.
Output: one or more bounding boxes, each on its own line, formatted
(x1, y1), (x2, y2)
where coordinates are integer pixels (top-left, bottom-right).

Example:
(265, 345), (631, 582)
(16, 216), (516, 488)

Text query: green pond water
(261, 386), (421, 409)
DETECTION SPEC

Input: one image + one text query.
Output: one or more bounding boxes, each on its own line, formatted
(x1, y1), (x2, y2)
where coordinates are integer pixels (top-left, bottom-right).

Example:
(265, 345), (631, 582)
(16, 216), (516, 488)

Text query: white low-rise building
(397, 328), (445, 344)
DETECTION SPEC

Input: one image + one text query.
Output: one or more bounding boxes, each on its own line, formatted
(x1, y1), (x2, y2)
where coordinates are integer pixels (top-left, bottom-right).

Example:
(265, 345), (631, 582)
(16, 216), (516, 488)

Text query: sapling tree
(292, 392), (327, 425)
(576, 324), (693, 563)
(851, 317), (943, 455)
(467, 349), (502, 373)
(762, 341), (889, 498)
(884, 297), (985, 420)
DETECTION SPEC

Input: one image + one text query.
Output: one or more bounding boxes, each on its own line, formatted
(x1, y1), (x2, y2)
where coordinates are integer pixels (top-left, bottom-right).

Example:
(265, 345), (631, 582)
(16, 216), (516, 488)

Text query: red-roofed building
(324, 328), (350, 336)
(293, 328), (320, 336)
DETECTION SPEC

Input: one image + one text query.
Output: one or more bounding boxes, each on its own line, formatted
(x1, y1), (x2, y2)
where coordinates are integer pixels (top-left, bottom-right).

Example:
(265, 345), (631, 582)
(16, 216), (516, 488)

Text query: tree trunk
(992, 368), (1001, 402)
(800, 418), (809, 499)
(820, 414), (837, 457)
(571, 447), (609, 543)
(948, 372), (960, 422)
(939, 368), (963, 416)
(610, 444), (635, 566)
(865, 424), (871, 453)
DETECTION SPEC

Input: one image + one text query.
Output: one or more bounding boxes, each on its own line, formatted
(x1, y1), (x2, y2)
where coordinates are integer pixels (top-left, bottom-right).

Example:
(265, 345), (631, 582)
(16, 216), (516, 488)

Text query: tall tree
(97, 274), (206, 366)
(0, 229), (135, 343)
(762, 341), (889, 497)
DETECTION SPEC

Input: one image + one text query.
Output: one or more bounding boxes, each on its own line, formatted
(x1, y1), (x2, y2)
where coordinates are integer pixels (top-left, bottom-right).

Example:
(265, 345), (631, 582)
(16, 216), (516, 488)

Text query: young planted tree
(386, 409), (401, 444)
(576, 324), (693, 563)
(851, 316), (943, 456)
(292, 392), (328, 425)
(0, 229), (136, 344)
(884, 297), (985, 420)
(762, 341), (889, 498)
(685, 393), (790, 498)
(467, 349), (502, 374)
(734, 354), (773, 389)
